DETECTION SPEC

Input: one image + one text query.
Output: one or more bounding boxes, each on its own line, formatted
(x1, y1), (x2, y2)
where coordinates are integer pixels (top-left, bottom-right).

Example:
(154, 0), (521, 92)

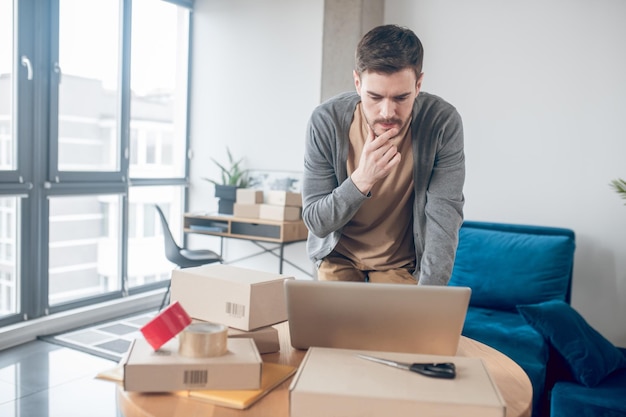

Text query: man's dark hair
(355, 24), (424, 79)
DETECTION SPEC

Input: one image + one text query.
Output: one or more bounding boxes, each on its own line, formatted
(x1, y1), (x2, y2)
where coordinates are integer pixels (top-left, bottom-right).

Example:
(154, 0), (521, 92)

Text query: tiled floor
(0, 338), (124, 417)
(42, 312), (156, 362)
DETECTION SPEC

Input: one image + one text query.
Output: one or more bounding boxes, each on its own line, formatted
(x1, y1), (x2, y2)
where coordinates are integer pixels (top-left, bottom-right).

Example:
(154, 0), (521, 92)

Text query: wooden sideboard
(183, 212), (309, 275)
(184, 212), (308, 243)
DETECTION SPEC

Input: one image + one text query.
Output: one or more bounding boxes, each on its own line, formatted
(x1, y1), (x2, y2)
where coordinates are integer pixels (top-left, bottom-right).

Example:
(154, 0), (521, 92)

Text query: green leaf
(202, 147), (249, 187)
(610, 178), (626, 204)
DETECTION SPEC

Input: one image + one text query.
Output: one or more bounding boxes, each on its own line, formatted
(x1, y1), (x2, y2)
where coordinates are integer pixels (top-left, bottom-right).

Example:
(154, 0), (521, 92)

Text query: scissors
(356, 354), (456, 379)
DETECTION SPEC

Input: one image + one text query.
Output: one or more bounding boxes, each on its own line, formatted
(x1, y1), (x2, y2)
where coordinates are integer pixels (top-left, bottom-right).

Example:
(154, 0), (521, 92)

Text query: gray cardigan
(302, 91), (465, 285)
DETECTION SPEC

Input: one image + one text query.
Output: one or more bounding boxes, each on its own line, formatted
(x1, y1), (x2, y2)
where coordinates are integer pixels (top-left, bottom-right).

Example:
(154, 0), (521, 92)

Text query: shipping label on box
(289, 347), (506, 417)
(171, 264), (293, 331)
(264, 191), (302, 207)
(259, 204), (301, 221)
(123, 337), (262, 392)
(233, 203), (261, 219)
(236, 189), (263, 204)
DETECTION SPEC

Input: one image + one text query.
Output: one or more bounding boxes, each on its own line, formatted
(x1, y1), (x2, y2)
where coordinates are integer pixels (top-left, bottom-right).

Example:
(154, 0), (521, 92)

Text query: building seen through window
(0, 0), (191, 319)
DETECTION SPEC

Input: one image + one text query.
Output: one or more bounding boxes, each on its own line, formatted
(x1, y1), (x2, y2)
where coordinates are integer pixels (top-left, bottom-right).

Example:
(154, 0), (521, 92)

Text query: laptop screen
(285, 280), (471, 355)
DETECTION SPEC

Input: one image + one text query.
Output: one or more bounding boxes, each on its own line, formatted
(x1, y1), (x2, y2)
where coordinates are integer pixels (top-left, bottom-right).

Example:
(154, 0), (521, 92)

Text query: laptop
(285, 280), (471, 355)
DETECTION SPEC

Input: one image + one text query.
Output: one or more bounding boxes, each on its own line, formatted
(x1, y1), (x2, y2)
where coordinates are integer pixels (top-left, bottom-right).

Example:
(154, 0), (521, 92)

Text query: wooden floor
(0, 339), (122, 417)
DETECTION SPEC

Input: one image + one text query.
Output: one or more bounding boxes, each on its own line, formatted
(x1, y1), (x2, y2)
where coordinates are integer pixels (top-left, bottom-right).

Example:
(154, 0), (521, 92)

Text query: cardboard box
(233, 203), (261, 219)
(171, 264), (293, 331)
(228, 325), (280, 354)
(289, 347), (506, 417)
(192, 319), (280, 354)
(236, 189), (263, 204)
(264, 191), (302, 207)
(123, 337), (262, 392)
(259, 204), (301, 221)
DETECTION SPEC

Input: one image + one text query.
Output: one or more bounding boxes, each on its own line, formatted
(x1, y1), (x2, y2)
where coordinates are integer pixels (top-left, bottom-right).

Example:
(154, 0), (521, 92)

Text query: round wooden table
(117, 322), (532, 417)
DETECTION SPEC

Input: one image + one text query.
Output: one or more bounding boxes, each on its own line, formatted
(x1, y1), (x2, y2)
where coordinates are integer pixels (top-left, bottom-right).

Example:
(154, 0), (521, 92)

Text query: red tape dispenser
(140, 301), (192, 350)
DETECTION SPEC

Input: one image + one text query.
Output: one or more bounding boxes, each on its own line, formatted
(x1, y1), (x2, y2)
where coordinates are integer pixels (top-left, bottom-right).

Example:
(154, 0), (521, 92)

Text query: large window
(0, 0), (193, 326)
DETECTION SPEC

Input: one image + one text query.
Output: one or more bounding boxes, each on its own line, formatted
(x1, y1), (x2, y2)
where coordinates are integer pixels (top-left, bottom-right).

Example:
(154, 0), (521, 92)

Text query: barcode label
(226, 301), (246, 318)
(183, 370), (208, 386)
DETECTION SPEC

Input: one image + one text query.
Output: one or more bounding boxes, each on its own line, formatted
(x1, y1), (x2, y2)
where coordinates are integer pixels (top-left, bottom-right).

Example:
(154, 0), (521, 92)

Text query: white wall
(189, 0), (323, 207)
(189, 0), (626, 346)
(188, 0), (323, 276)
(385, 0), (626, 346)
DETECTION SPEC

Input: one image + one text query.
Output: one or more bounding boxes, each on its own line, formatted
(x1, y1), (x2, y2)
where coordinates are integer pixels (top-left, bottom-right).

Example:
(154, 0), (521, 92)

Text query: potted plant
(202, 147), (249, 214)
(610, 178), (626, 205)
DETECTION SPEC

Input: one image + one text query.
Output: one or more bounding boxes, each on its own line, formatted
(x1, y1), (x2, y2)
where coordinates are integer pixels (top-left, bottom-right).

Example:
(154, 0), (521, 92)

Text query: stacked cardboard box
(121, 264), (292, 393)
(227, 325), (280, 354)
(123, 337), (262, 392)
(171, 264), (292, 331)
(233, 189), (303, 221)
(171, 264), (292, 353)
(260, 190), (302, 221)
(233, 189), (263, 219)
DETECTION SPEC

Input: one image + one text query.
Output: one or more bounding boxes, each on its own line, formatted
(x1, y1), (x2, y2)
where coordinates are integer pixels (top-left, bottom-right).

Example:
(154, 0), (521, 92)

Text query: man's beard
(368, 117), (406, 138)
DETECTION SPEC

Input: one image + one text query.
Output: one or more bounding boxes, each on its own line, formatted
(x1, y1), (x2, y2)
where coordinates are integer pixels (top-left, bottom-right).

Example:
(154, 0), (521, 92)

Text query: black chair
(154, 204), (222, 310)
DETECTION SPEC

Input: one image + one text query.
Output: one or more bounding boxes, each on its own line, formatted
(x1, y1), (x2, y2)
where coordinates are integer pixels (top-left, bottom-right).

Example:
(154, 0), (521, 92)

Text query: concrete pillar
(320, 0), (384, 102)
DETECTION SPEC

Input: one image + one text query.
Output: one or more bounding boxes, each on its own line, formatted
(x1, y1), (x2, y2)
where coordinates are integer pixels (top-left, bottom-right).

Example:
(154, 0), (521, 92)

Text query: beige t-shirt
(334, 103), (415, 270)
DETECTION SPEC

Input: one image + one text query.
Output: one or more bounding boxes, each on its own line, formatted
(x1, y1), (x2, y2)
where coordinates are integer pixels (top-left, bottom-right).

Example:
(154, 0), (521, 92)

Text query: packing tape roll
(140, 301), (192, 351)
(178, 322), (228, 358)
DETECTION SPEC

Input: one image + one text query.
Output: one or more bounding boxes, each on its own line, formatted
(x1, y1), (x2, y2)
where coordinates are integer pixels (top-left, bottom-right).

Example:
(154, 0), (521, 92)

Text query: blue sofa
(550, 347), (626, 417)
(449, 221), (626, 417)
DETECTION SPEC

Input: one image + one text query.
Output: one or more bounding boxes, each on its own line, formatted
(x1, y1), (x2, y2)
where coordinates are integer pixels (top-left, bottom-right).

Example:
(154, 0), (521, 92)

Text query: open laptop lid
(285, 280), (471, 356)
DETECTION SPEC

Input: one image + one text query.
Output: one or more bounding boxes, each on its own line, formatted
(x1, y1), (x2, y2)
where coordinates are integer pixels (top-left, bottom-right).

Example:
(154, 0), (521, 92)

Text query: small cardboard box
(123, 337), (262, 392)
(228, 325), (280, 354)
(264, 191), (302, 207)
(191, 319), (280, 354)
(233, 203), (261, 219)
(236, 189), (263, 204)
(171, 264), (293, 331)
(289, 347), (506, 417)
(259, 204), (301, 221)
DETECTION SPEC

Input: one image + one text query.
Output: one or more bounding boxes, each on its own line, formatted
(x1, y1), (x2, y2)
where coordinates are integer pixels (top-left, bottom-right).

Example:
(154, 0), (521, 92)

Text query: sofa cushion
(517, 300), (626, 387)
(461, 306), (548, 414)
(550, 366), (626, 417)
(449, 226), (574, 310)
